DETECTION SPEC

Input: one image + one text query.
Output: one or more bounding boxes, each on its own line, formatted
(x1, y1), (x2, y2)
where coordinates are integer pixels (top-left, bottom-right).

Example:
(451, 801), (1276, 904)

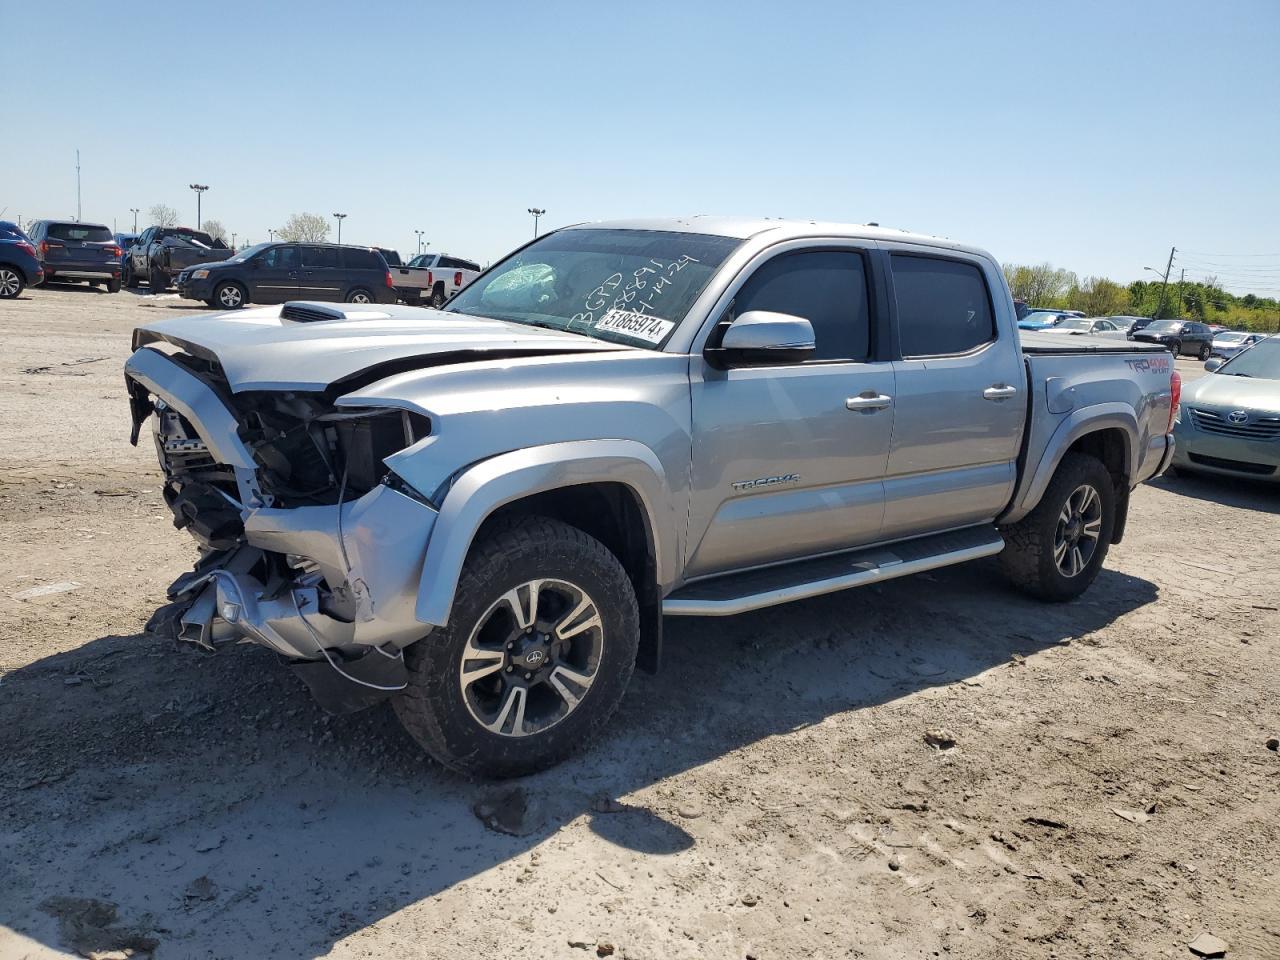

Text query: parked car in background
(125, 216), (1178, 776)
(1042, 316), (1129, 338)
(0, 236), (44, 298)
(1172, 336), (1279, 482)
(1206, 324), (1231, 336)
(1014, 299), (1029, 320)
(115, 232), (138, 268)
(1210, 331), (1264, 360)
(1105, 315), (1149, 334)
(25, 220), (123, 291)
(1130, 319), (1214, 359)
(174, 241), (396, 308)
(1018, 310), (1072, 331)
(0, 220), (30, 241)
(125, 226), (233, 291)
(375, 247), (403, 267)
(390, 252), (482, 306)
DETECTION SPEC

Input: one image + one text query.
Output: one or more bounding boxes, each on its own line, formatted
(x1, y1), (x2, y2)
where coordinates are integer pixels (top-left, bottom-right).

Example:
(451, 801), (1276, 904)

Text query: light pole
(333, 212), (347, 245)
(414, 229), (425, 255)
(528, 207), (545, 238)
(268, 229), (275, 242)
(231, 232), (237, 252)
(129, 208), (140, 232)
(189, 184), (209, 229)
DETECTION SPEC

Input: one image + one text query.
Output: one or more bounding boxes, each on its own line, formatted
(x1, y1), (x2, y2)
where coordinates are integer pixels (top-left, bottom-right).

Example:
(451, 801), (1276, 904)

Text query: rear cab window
(891, 254), (996, 357)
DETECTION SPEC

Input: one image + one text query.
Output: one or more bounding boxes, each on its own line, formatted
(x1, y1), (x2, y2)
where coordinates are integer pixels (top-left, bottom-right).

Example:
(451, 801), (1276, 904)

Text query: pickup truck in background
(125, 226), (233, 292)
(123, 216), (1177, 778)
(388, 251), (481, 306)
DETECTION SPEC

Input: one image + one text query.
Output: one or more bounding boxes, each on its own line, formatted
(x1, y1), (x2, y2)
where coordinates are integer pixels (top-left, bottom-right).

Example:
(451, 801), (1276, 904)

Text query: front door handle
(846, 393), (893, 412)
(983, 384), (1018, 401)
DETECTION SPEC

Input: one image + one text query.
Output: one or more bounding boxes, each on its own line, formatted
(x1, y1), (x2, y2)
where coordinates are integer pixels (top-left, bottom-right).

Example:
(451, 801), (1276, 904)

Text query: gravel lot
(1, 285), (1277, 960)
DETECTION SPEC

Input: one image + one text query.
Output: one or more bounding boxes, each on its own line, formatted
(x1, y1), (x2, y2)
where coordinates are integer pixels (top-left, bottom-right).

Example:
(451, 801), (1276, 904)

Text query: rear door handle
(983, 384), (1018, 401)
(846, 393), (893, 412)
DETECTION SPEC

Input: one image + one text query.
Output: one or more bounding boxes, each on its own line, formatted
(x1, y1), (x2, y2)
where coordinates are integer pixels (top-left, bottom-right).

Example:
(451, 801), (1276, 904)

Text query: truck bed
(1018, 331), (1168, 355)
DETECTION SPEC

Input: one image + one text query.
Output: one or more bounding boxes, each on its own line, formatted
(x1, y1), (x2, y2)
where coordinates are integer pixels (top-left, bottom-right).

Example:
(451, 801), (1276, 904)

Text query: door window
(302, 246), (340, 269)
(261, 246), (300, 269)
(732, 250), (871, 361)
(892, 255), (995, 357)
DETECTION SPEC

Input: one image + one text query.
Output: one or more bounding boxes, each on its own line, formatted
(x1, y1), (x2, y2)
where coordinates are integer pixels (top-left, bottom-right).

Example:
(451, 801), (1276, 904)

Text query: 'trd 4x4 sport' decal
(1124, 356), (1171, 374)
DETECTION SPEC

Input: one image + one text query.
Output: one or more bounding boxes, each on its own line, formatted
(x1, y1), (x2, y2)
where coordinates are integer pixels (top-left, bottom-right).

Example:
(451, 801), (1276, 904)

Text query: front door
(880, 250), (1025, 539)
(686, 247), (895, 579)
(251, 244), (301, 303)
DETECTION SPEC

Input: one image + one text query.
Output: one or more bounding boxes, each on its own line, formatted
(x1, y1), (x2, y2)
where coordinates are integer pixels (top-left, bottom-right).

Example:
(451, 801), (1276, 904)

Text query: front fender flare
(1002, 403), (1139, 524)
(415, 439), (674, 626)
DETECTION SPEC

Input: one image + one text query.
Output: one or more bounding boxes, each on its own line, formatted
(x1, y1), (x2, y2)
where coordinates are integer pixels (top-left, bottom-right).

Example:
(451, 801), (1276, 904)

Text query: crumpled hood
(1184, 372), (1280, 413)
(132, 303), (627, 392)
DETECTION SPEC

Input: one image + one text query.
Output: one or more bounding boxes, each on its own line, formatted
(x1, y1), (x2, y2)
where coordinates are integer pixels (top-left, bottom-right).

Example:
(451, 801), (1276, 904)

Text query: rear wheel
(1000, 452), (1115, 602)
(213, 281), (246, 309)
(393, 516), (639, 778)
(1167, 339), (1182, 356)
(0, 267), (24, 299)
(429, 284), (446, 308)
(106, 277), (121, 293)
(345, 288), (373, 304)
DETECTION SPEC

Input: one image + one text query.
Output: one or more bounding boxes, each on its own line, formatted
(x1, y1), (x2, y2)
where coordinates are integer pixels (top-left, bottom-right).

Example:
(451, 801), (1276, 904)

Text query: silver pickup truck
(124, 217), (1178, 777)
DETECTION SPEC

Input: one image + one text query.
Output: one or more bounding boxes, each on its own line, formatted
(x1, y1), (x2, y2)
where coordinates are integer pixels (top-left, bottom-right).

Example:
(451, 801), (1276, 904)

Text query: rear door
(686, 244), (895, 578)
(249, 244), (301, 303)
(880, 249), (1025, 539)
(299, 245), (343, 300)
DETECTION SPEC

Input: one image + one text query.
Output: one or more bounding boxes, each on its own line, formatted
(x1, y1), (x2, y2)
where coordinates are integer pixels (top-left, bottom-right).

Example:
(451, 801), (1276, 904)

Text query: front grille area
(1188, 407), (1280, 441)
(1188, 453), (1277, 476)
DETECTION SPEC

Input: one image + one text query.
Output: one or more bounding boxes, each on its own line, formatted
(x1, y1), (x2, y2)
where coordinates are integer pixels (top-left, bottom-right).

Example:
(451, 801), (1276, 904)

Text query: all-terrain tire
(999, 452), (1116, 602)
(393, 516), (639, 778)
(124, 263), (140, 288)
(150, 267), (170, 292)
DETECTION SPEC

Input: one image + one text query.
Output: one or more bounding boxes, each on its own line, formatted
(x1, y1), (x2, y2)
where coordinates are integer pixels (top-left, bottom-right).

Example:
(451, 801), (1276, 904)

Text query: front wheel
(213, 281), (247, 309)
(0, 267), (24, 299)
(124, 263), (140, 288)
(1198, 342), (1211, 361)
(999, 452), (1116, 602)
(150, 267), (170, 292)
(393, 516), (639, 778)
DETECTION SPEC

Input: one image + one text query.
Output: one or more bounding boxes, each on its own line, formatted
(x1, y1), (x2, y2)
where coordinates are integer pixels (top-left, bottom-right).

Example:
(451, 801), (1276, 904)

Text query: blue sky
(3, 0), (1278, 293)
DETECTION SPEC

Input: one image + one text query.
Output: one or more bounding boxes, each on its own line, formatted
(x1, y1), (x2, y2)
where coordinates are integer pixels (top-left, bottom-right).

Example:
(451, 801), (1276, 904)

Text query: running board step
(662, 526), (1005, 617)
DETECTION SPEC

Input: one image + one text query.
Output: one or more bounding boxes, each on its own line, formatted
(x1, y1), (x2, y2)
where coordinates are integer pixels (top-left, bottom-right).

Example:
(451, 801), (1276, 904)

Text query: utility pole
(333, 212), (347, 245)
(76, 150), (82, 221)
(189, 184), (209, 229)
(528, 207), (545, 237)
(129, 208), (140, 232)
(1152, 246), (1176, 319)
(1175, 268), (1185, 319)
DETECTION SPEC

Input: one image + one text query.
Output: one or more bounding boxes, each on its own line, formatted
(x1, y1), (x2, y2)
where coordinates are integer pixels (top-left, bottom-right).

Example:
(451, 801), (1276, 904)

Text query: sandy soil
(1, 285), (1278, 960)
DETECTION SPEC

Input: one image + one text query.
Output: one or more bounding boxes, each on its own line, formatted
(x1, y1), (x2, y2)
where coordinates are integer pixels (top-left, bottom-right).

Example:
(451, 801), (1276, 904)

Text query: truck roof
(572, 216), (991, 258)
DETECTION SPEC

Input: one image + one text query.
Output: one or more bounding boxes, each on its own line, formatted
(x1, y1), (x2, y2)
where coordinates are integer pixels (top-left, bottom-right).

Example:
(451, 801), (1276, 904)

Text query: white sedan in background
(1041, 316), (1130, 339)
(1210, 331), (1264, 360)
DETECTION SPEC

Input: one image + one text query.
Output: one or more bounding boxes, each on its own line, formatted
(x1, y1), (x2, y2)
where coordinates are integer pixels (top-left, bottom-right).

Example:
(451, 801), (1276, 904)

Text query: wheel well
(1065, 427), (1130, 543)
(476, 482), (663, 673)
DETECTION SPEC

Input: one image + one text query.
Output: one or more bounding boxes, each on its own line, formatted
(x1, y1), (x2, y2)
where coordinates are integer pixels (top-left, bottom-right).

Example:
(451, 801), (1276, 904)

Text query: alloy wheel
(218, 285), (242, 308)
(1054, 483), (1103, 578)
(0, 269), (19, 297)
(350, 291), (371, 303)
(458, 578), (604, 738)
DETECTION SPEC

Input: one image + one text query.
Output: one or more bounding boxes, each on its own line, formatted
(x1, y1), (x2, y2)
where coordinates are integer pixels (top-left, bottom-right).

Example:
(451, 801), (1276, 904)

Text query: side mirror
(708, 310), (815, 368)
(1203, 358), (1223, 373)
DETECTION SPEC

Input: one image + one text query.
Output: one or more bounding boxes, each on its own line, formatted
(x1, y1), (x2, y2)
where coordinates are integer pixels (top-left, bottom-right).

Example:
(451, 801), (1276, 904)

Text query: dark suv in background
(1131, 318), (1214, 359)
(176, 242), (396, 309)
(0, 224), (43, 299)
(25, 220), (123, 292)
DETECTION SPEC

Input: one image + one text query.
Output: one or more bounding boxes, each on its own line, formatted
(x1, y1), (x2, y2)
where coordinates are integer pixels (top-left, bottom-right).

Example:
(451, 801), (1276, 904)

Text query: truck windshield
(444, 228), (742, 350)
(1217, 337), (1278, 379)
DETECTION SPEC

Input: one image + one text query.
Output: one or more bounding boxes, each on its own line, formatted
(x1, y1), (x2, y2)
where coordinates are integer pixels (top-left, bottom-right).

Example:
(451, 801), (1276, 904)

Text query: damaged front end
(125, 345), (439, 713)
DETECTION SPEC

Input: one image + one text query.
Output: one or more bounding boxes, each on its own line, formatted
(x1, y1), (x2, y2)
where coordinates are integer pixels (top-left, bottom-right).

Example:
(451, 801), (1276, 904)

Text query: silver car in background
(1209, 330), (1264, 360)
(1041, 316), (1130, 339)
(1172, 336), (1280, 482)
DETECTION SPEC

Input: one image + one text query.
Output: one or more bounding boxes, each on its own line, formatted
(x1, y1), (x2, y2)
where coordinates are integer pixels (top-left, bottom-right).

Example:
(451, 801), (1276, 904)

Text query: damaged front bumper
(126, 346), (440, 713)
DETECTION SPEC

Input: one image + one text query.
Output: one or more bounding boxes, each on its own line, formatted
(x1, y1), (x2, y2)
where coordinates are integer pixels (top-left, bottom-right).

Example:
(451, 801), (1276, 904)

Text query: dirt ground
(1, 284), (1277, 960)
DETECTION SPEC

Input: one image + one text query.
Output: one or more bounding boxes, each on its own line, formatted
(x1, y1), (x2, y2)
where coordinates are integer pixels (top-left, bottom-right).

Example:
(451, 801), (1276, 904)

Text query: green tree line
(1003, 262), (1280, 332)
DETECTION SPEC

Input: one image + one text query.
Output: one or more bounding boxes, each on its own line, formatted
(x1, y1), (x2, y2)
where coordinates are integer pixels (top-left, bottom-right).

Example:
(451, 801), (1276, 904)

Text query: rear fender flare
(1003, 403), (1139, 523)
(415, 440), (674, 626)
